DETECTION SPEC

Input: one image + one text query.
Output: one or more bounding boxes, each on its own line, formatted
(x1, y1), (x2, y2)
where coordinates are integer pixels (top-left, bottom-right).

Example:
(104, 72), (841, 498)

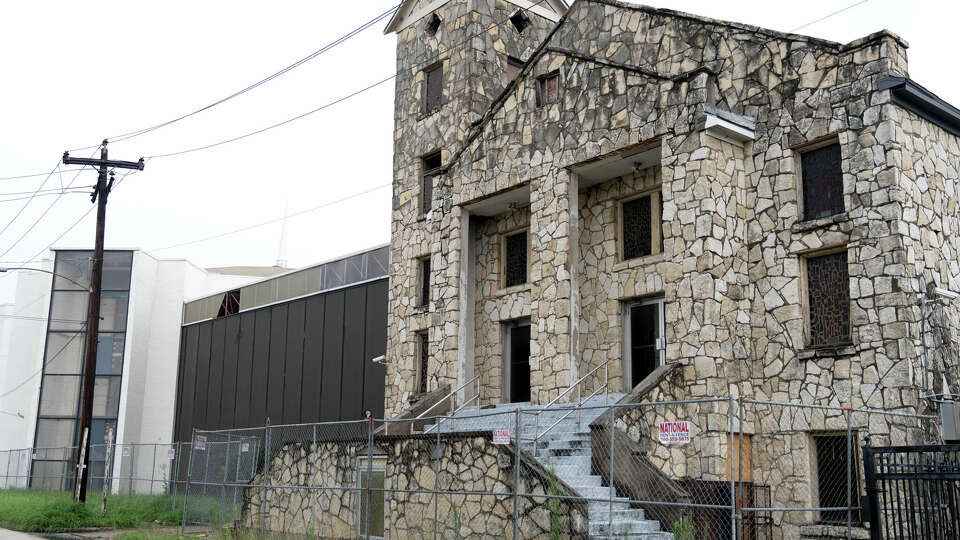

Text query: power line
(151, 182), (390, 251)
(790, 0), (871, 32)
(0, 189), (95, 204)
(0, 163), (61, 239)
(68, 3), (401, 152)
(0, 185), (97, 197)
(0, 314), (88, 324)
(0, 169), (87, 181)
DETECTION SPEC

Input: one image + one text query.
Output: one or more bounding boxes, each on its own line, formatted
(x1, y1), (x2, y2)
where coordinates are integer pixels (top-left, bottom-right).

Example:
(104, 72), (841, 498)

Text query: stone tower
(384, 0), (567, 413)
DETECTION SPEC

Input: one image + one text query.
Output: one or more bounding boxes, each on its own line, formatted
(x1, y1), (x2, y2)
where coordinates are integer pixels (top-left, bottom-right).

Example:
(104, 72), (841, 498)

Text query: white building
(0, 248), (279, 489)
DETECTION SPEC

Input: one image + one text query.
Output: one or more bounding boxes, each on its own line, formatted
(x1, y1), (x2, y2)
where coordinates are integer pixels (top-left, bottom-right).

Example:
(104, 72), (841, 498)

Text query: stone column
(568, 173), (581, 386)
(457, 208), (475, 403)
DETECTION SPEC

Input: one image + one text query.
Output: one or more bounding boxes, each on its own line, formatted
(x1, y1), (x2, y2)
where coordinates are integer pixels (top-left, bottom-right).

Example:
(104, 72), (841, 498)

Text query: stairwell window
(502, 230), (528, 288)
(800, 140), (844, 221)
(415, 330), (429, 394)
(536, 72), (559, 107)
(423, 63), (443, 114)
(420, 152), (441, 216)
(803, 249), (851, 347)
(417, 256), (431, 307)
(620, 192), (662, 260)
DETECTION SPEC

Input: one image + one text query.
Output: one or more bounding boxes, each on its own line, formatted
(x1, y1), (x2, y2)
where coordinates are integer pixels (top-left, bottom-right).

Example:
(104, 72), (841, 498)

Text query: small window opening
(421, 152), (441, 216)
(503, 231), (528, 288)
(806, 250), (851, 347)
(423, 64), (443, 113)
(509, 11), (531, 34)
(216, 289), (240, 318)
(418, 256), (431, 307)
(356, 456), (386, 538)
(536, 72), (559, 107)
(506, 56), (524, 84)
(801, 142), (844, 221)
(813, 433), (861, 524)
(416, 331), (429, 394)
(425, 13), (441, 37)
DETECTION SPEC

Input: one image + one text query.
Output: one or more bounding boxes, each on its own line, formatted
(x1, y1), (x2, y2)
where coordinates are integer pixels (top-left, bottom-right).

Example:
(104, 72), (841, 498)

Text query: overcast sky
(0, 0), (955, 300)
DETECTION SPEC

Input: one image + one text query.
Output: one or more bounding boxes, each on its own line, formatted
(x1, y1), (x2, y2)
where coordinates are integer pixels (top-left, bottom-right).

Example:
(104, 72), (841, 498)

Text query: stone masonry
(385, 0), (960, 538)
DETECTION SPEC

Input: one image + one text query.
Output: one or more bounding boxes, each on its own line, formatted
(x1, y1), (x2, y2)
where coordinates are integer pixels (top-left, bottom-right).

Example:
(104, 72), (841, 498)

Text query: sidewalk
(0, 529), (41, 540)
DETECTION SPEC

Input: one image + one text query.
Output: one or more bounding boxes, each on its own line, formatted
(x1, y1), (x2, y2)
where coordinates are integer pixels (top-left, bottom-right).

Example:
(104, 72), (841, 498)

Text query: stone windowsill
(799, 523), (869, 539)
(612, 252), (666, 272)
(494, 283), (532, 297)
(417, 105), (444, 122)
(791, 211), (850, 233)
(798, 343), (856, 360)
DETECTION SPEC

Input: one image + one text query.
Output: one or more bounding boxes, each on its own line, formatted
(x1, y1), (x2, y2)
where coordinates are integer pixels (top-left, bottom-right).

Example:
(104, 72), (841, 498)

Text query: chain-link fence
(174, 397), (940, 540)
(0, 441), (194, 513)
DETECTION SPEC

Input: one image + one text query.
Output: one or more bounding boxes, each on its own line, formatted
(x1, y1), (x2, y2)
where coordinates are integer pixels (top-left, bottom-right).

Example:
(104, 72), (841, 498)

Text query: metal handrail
(411, 375), (481, 434)
(526, 360), (610, 456)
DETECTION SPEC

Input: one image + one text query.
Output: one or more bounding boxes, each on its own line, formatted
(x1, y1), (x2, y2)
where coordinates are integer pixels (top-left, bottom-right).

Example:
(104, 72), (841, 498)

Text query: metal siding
(220, 315), (241, 429)
(193, 324), (212, 429)
(301, 295), (325, 423)
(177, 325), (200, 442)
(283, 300), (305, 425)
(320, 290), (344, 421)
(206, 318), (227, 429)
(267, 304), (288, 424)
(341, 287), (366, 421)
(363, 279), (388, 418)
(235, 312), (256, 428)
(250, 310), (271, 426)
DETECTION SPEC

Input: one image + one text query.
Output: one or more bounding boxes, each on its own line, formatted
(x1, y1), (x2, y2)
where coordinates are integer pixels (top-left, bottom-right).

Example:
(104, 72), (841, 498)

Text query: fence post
(737, 398), (745, 540)
(608, 407), (615, 537)
(129, 445), (136, 495)
(728, 396), (736, 540)
(181, 431), (196, 536)
(101, 427), (115, 516)
(310, 424), (317, 537)
(365, 412), (373, 540)
(513, 409), (521, 540)
(150, 444), (157, 495)
(434, 416), (441, 540)
(262, 421), (271, 539)
(845, 408), (852, 540)
(171, 443), (179, 513)
(4, 450), (10, 488)
(861, 437), (881, 540)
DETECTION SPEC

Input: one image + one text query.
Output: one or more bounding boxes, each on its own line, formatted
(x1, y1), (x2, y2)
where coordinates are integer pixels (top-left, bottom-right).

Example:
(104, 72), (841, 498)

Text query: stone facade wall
(241, 433), (588, 539)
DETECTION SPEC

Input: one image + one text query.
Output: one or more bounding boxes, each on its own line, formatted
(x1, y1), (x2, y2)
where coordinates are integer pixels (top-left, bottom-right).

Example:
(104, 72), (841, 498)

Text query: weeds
(0, 489), (181, 532)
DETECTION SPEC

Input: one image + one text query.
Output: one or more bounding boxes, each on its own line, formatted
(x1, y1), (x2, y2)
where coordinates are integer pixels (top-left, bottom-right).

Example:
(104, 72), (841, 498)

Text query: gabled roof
(384, 0), (568, 34)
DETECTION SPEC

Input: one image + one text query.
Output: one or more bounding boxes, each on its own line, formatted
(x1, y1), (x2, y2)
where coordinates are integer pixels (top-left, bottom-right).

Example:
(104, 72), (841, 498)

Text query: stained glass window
(622, 195), (653, 259)
(807, 251), (851, 347)
(417, 331), (429, 394)
(504, 231), (528, 287)
(802, 143), (844, 221)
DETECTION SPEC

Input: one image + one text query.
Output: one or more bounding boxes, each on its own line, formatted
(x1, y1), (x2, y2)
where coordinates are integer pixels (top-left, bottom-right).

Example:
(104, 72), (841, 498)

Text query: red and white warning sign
(194, 435), (207, 450)
(122, 447), (130, 457)
(657, 421), (691, 444)
(241, 442), (250, 453)
(492, 429), (510, 445)
(168, 448), (176, 460)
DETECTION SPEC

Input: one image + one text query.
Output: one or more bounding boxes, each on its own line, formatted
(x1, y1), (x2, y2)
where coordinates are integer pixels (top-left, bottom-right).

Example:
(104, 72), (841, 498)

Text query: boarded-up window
(506, 57), (523, 84)
(536, 72), (559, 107)
(421, 152), (441, 216)
(418, 256), (431, 307)
(424, 64), (442, 113)
(802, 143), (844, 220)
(416, 331), (429, 394)
(504, 231), (528, 287)
(807, 251), (851, 347)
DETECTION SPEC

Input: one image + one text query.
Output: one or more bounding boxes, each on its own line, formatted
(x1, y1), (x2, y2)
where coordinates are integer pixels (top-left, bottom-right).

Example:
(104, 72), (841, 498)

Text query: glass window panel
(49, 290), (88, 330)
(53, 251), (92, 291)
(44, 332), (85, 374)
(323, 260), (345, 290)
(96, 333), (125, 375)
(101, 251), (133, 290)
(92, 377), (122, 418)
(31, 461), (69, 491)
(89, 419), (118, 461)
(357, 458), (386, 537)
(99, 291), (129, 332)
(39, 375), (80, 416)
(35, 418), (76, 448)
(345, 254), (364, 284)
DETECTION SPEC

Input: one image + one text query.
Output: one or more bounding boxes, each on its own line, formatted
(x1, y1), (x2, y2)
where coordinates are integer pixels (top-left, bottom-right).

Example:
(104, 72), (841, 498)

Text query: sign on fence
(241, 442), (250, 453)
(657, 421), (691, 444)
(492, 429), (510, 444)
(122, 447), (130, 457)
(194, 435), (207, 450)
(167, 448), (176, 460)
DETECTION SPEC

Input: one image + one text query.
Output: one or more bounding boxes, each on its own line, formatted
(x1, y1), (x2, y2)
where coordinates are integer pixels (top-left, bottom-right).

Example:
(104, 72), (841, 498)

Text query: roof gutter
(879, 74), (960, 138)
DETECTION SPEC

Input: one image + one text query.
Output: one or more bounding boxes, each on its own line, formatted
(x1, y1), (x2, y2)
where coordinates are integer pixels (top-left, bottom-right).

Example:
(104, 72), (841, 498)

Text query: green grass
(0, 489), (181, 532)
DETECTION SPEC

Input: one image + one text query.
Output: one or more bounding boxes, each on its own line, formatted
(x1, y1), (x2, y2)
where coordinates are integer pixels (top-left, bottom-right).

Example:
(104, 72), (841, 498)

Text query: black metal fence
(862, 442), (960, 540)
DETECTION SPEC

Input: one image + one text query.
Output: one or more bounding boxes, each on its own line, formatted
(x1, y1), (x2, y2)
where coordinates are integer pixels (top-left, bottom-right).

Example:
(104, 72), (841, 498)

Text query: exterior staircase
(416, 394), (673, 539)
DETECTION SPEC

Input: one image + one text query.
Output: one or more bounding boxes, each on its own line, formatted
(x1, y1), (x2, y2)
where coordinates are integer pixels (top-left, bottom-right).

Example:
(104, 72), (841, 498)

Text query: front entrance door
(623, 297), (665, 390)
(503, 320), (531, 403)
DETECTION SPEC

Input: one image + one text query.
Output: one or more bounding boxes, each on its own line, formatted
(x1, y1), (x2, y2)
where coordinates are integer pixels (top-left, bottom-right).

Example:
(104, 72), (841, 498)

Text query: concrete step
(590, 518), (662, 536)
(588, 507), (647, 521)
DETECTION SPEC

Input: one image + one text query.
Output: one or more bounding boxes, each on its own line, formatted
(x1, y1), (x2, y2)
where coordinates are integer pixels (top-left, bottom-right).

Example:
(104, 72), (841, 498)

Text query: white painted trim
(704, 113), (756, 145)
(505, 0), (565, 22)
(385, 0), (450, 34)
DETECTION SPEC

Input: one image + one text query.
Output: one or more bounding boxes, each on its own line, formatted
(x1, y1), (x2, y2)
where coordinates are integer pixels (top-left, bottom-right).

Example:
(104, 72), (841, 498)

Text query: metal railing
(410, 374), (481, 434)
(527, 359), (609, 456)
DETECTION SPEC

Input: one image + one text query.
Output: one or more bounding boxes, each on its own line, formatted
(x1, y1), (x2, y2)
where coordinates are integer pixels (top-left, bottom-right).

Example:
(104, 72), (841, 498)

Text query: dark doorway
(505, 321), (531, 403)
(624, 298), (664, 390)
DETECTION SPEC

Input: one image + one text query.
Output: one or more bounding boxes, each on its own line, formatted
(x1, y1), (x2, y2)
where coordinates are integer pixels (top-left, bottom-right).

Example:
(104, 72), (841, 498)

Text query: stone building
(383, 0), (960, 535)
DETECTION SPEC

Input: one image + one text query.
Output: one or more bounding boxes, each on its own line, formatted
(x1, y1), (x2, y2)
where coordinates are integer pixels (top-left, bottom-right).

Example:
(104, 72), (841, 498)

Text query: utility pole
(63, 140), (144, 503)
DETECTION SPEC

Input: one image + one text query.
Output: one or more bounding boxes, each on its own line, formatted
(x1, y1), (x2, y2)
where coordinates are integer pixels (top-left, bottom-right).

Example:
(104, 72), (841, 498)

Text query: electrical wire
(0, 163), (61, 239)
(0, 324), (86, 400)
(0, 189), (95, 204)
(0, 185), (97, 197)
(0, 314), (88, 324)
(790, 0), (871, 33)
(67, 3), (401, 151)
(151, 182), (390, 251)
(0, 169), (87, 181)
